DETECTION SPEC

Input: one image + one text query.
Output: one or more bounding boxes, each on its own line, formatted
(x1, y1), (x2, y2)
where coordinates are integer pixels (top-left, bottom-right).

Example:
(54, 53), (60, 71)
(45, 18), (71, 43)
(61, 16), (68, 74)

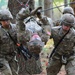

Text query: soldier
(0, 9), (19, 75)
(54, 6), (75, 26)
(16, 6), (44, 75)
(36, 7), (53, 44)
(46, 13), (75, 75)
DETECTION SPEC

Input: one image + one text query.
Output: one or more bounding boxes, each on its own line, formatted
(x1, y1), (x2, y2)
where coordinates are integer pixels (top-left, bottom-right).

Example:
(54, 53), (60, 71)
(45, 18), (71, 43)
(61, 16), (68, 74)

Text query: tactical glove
(31, 6), (42, 15)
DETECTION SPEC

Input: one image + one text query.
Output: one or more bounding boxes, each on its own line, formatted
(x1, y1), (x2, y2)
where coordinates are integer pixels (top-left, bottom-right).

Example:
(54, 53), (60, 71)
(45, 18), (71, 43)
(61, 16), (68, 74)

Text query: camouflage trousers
(0, 57), (19, 75)
(0, 58), (12, 75)
(17, 53), (42, 75)
(46, 56), (75, 75)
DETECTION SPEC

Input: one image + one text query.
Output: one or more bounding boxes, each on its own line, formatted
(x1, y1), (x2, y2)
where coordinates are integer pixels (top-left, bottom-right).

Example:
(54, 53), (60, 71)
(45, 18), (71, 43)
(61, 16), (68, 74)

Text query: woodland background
(0, 0), (74, 23)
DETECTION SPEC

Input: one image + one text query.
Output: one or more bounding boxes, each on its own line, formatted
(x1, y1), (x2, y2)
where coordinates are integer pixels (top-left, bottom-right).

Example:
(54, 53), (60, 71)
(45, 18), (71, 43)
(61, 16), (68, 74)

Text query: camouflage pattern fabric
(16, 7), (43, 75)
(46, 26), (75, 75)
(27, 33), (44, 54)
(36, 15), (53, 44)
(0, 58), (12, 75)
(0, 24), (18, 75)
(17, 52), (42, 75)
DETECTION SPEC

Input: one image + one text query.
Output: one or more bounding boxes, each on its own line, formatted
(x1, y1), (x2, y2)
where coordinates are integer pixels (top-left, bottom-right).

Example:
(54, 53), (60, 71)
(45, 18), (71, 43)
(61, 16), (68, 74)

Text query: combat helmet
(0, 9), (13, 21)
(62, 6), (74, 15)
(61, 13), (75, 27)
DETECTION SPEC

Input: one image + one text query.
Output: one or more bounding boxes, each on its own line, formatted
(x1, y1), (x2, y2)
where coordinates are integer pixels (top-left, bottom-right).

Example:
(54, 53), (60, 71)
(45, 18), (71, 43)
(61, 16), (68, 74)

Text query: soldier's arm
(49, 27), (53, 39)
(37, 16), (47, 25)
(16, 7), (30, 44)
(16, 6), (43, 44)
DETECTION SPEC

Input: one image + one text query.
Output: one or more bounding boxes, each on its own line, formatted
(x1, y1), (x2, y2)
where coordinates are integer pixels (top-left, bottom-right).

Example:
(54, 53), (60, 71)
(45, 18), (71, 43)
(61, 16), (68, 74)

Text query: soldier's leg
(66, 58), (75, 75)
(0, 59), (12, 75)
(9, 56), (19, 75)
(46, 58), (62, 75)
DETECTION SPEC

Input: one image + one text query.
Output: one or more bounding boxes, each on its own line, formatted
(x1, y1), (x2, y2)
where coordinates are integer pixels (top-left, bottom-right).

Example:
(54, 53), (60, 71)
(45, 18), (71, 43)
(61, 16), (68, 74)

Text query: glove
(31, 6), (42, 15)
(17, 6), (30, 20)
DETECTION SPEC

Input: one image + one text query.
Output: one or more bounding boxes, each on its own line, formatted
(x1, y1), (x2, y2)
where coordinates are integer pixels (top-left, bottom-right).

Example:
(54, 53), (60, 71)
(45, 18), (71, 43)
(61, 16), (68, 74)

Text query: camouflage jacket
(36, 15), (54, 44)
(0, 24), (17, 59)
(51, 26), (75, 59)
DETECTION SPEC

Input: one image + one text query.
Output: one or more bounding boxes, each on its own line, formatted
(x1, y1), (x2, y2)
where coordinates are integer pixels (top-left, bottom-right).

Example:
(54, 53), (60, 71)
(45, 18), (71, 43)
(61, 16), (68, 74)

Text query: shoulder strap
(50, 29), (70, 58)
(7, 31), (32, 60)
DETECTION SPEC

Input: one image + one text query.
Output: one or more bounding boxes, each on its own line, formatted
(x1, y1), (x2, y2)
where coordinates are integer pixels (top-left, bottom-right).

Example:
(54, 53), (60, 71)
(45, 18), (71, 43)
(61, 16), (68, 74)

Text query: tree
(8, 0), (34, 23)
(70, 0), (75, 14)
(38, 0), (42, 6)
(44, 0), (53, 19)
(64, 0), (68, 7)
(38, 0), (44, 15)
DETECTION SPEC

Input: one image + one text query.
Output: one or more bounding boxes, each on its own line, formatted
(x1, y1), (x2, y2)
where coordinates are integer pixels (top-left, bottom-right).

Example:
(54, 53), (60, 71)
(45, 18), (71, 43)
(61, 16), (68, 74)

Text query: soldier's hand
(31, 6), (42, 15)
(17, 6), (31, 20)
(19, 6), (30, 15)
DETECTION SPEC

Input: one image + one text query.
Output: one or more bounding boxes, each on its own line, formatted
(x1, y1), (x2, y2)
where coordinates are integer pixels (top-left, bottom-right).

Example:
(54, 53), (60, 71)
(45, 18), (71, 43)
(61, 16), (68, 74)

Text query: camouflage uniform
(0, 9), (18, 75)
(46, 13), (75, 75)
(36, 9), (54, 44)
(16, 7), (43, 75)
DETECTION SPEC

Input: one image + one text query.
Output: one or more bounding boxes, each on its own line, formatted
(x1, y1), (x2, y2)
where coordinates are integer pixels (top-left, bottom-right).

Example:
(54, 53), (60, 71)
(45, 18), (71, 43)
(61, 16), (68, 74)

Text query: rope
(16, 0), (30, 7)
(53, 0), (62, 14)
(41, 1), (75, 12)
(25, 0), (30, 6)
(16, 0), (25, 6)
(10, 0), (75, 13)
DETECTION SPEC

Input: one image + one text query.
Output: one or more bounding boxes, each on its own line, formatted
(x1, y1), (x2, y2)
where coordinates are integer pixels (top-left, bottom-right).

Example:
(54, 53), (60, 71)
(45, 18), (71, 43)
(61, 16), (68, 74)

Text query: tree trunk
(8, 0), (34, 23)
(44, 0), (53, 19)
(38, 0), (44, 15)
(70, 0), (75, 15)
(64, 0), (68, 7)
